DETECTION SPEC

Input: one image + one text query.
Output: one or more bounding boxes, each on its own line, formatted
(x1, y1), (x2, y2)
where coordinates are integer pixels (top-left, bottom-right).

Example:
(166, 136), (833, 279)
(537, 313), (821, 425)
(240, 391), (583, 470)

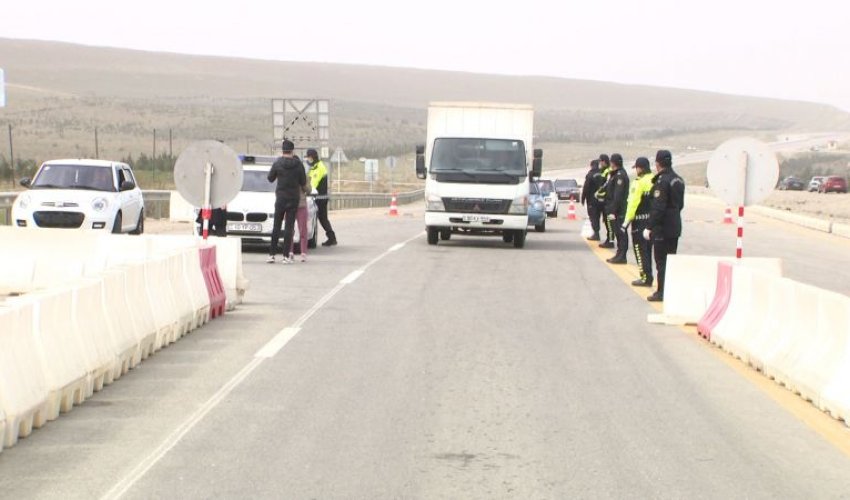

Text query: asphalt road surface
(1, 201), (849, 499)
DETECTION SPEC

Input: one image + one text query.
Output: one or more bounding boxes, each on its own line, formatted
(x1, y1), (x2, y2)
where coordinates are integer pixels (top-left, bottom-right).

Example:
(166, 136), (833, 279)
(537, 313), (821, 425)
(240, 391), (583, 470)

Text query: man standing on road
(267, 139), (307, 264)
(604, 153), (630, 264)
(594, 154), (615, 248)
(581, 159), (604, 240)
(644, 149), (685, 302)
(624, 157), (654, 286)
(306, 149), (337, 247)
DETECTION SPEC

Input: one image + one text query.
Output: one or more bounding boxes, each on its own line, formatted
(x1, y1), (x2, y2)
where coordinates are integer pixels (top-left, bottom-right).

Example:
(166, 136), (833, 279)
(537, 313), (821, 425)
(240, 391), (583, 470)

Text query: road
(1, 202), (849, 499)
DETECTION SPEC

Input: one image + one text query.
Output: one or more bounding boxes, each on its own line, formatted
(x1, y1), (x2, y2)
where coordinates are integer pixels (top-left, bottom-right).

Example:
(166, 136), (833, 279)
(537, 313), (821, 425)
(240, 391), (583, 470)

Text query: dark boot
(322, 231), (337, 247)
(587, 233), (601, 241)
(631, 279), (653, 287)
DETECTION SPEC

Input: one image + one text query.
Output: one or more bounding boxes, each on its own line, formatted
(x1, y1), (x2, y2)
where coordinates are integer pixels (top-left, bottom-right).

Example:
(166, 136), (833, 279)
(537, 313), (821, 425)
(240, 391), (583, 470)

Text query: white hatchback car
(214, 155), (318, 250)
(12, 159), (145, 233)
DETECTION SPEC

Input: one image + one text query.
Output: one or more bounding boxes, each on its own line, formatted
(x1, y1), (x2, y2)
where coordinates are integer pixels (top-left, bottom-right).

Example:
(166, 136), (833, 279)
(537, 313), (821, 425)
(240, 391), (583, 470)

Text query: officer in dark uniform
(604, 153), (629, 264)
(594, 154), (615, 248)
(644, 149), (685, 302)
(580, 159), (603, 240)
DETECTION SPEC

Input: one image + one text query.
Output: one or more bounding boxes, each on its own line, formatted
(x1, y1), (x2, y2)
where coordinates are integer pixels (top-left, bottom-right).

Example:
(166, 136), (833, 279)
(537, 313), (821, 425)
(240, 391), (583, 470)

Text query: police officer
(594, 154), (615, 248)
(623, 157), (654, 286)
(580, 159), (604, 240)
(305, 149), (337, 246)
(643, 150), (685, 302)
(604, 153), (629, 263)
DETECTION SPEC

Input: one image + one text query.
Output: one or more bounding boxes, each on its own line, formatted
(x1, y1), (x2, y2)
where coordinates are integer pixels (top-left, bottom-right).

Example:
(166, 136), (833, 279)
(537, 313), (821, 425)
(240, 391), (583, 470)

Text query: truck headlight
(91, 197), (108, 212)
(425, 194), (445, 211)
(508, 195), (528, 214)
(18, 194), (31, 210)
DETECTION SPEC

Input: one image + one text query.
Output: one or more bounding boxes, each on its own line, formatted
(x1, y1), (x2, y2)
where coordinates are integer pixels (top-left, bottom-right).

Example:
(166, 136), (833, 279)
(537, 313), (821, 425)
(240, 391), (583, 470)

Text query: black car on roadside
(778, 176), (805, 191)
(554, 178), (581, 200)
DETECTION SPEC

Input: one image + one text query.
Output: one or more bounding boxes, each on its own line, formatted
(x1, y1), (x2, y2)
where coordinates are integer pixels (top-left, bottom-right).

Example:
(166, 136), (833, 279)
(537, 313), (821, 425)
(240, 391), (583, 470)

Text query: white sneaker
(266, 255), (275, 264)
(300, 254), (307, 262)
(282, 255), (293, 264)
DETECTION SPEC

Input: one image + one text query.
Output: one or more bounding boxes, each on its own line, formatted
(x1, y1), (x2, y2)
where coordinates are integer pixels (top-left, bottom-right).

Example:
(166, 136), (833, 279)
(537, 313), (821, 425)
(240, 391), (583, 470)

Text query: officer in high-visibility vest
(594, 154), (614, 248)
(623, 157), (654, 287)
(305, 149), (337, 246)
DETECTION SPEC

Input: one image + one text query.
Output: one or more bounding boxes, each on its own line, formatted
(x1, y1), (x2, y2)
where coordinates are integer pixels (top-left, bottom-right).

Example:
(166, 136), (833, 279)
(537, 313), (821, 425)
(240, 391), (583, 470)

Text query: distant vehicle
(527, 180), (546, 232)
(554, 178), (581, 200)
(536, 179), (559, 217)
(209, 155), (317, 250)
(818, 176), (847, 194)
(777, 176), (805, 191)
(12, 159), (144, 233)
(808, 176), (826, 192)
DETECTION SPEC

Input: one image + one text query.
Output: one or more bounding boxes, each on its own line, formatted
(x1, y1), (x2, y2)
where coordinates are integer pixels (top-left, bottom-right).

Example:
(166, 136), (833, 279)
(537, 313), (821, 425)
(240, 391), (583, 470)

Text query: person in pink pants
(289, 179), (310, 262)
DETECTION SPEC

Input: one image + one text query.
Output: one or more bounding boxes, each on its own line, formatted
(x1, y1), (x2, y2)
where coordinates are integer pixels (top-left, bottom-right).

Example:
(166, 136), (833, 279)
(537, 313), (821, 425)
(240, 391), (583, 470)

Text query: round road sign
(706, 137), (778, 207)
(174, 140), (243, 208)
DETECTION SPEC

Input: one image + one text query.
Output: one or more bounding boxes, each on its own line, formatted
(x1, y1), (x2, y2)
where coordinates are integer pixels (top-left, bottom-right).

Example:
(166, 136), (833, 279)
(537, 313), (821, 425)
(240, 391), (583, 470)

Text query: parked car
(818, 176), (848, 194)
(527, 180), (546, 232)
(808, 176), (826, 192)
(12, 159), (144, 233)
(536, 179), (559, 218)
(554, 178), (581, 200)
(212, 155), (318, 250)
(777, 176), (805, 191)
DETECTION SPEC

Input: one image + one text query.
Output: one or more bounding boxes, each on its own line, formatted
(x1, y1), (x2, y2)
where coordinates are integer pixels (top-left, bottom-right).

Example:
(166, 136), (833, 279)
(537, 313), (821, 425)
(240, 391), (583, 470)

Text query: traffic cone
(723, 207), (733, 224)
(566, 200), (577, 220)
(389, 194), (399, 216)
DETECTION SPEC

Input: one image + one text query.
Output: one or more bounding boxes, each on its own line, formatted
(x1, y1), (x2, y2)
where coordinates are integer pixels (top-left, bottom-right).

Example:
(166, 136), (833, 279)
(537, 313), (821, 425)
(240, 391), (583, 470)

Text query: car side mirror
(120, 180), (136, 191)
(415, 144), (426, 180)
(531, 149), (543, 178)
(19, 178), (31, 188)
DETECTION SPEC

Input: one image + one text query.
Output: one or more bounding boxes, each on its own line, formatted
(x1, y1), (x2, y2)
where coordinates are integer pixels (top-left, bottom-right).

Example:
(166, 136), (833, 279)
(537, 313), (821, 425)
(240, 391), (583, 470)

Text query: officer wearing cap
(581, 159), (604, 240)
(624, 157), (654, 286)
(604, 153), (629, 263)
(305, 149), (337, 246)
(594, 154), (615, 248)
(643, 149), (685, 301)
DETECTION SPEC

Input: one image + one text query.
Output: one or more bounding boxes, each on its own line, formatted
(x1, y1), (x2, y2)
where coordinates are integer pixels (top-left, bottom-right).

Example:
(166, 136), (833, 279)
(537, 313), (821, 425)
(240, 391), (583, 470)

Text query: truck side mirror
(19, 177), (31, 188)
(415, 145), (426, 180)
(531, 149), (543, 178)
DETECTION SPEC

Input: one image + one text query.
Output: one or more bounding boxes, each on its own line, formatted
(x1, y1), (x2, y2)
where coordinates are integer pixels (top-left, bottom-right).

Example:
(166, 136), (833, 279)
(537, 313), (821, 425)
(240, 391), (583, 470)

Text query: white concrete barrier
(208, 236), (249, 309)
(0, 303), (49, 449)
(708, 265), (756, 356)
(101, 270), (144, 372)
(749, 206), (833, 233)
(832, 222), (850, 240)
(71, 280), (120, 391)
(119, 263), (159, 360)
(144, 256), (180, 349)
(746, 278), (797, 374)
(0, 255), (35, 295)
(169, 191), (197, 223)
(650, 255), (782, 325)
(166, 252), (197, 338)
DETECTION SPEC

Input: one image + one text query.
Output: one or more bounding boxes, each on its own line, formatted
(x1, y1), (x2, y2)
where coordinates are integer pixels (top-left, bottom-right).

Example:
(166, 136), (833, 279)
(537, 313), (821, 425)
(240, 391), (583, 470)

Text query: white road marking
(101, 230), (424, 499)
(389, 242), (406, 252)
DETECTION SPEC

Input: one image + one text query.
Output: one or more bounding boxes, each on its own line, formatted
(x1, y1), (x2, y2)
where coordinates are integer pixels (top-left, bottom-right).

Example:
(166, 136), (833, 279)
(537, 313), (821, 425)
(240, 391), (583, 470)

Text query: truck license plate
(462, 215), (490, 223)
(227, 222), (262, 232)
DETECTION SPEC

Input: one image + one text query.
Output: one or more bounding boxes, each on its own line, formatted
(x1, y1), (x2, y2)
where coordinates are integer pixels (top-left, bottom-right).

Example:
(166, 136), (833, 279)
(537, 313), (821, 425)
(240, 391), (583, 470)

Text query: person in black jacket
(580, 159), (604, 240)
(267, 139), (307, 263)
(595, 154), (615, 248)
(604, 153), (630, 264)
(644, 149), (685, 301)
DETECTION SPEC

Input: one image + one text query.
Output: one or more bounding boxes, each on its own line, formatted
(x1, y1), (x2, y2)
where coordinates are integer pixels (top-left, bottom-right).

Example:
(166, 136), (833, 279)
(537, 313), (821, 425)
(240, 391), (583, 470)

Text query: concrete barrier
(166, 252), (197, 337)
(101, 270), (144, 372)
(208, 236), (249, 309)
(143, 256), (181, 349)
(0, 303), (49, 449)
(199, 246), (226, 319)
(820, 296), (850, 421)
(749, 206), (833, 233)
(119, 263), (159, 360)
(0, 255), (35, 295)
(832, 222), (850, 240)
(71, 280), (120, 391)
(696, 262), (733, 340)
(722, 269), (780, 364)
(705, 263), (752, 350)
(652, 255), (782, 325)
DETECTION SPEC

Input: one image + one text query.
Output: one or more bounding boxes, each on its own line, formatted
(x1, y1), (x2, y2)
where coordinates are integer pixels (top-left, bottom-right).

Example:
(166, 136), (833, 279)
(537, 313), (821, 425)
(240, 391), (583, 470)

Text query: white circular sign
(174, 140), (243, 208)
(707, 137), (779, 206)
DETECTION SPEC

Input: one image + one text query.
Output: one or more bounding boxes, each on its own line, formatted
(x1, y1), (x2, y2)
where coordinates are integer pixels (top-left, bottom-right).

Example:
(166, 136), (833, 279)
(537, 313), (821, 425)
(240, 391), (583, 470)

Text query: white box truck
(415, 102), (542, 248)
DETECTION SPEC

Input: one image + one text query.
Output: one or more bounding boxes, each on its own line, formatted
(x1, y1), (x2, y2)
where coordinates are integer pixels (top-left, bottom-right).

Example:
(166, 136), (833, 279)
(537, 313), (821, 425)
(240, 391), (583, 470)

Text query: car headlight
(508, 195), (528, 214)
(91, 197), (108, 212)
(18, 194), (31, 210)
(532, 200), (544, 211)
(425, 194), (445, 211)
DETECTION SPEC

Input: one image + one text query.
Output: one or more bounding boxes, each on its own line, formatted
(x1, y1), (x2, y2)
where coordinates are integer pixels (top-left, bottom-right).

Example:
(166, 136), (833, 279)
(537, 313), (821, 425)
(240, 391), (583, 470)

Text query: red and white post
(736, 205), (744, 259)
(201, 161), (213, 240)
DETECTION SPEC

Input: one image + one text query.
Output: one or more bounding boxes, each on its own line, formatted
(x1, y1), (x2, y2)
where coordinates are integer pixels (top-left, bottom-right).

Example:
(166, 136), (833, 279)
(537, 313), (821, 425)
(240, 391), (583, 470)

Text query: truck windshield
(431, 138), (526, 176)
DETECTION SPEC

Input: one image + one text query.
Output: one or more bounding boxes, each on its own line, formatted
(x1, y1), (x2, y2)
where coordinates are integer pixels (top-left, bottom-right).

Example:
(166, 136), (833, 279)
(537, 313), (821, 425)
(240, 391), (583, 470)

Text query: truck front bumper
(425, 211), (528, 231)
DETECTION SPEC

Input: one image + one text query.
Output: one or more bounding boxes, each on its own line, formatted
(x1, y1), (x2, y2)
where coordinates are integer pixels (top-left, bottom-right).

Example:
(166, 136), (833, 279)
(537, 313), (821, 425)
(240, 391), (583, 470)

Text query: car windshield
(537, 180), (554, 194)
(31, 164), (116, 191)
(242, 170), (276, 192)
(430, 138), (526, 175)
(554, 179), (578, 188)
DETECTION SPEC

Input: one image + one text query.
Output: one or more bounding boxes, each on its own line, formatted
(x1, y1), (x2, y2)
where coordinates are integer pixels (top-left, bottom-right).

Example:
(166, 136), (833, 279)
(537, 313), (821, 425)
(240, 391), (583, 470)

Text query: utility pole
(152, 128), (157, 186)
(8, 124), (14, 186)
(169, 128), (173, 157)
(94, 127), (99, 159)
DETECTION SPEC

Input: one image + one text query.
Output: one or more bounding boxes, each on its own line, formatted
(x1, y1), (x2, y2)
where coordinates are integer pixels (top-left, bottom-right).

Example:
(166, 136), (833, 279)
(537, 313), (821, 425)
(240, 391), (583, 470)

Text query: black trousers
(653, 237), (679, 295)
(602, 206), (614, 243)
(316, 199), (335, 238)
(631, 226), (653, 283)
(587, 202), (602, 235)
(613, 215), (629, 259)
(270, 198), (299, 256)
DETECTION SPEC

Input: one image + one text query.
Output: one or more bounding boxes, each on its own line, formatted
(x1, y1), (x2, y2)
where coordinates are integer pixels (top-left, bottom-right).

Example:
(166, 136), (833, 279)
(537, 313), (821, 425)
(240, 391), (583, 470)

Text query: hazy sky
(3, 0), (849, 110)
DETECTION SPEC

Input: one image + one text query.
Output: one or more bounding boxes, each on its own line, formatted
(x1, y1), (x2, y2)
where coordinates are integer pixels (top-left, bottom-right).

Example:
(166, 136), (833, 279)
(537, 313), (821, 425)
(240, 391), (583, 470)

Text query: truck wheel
(440, 229), (451, 241)
(535, 220), (546, 232)
(427, 227), (439, 245)
(502, 232), (514, 243)
(513, 230), (526, 248)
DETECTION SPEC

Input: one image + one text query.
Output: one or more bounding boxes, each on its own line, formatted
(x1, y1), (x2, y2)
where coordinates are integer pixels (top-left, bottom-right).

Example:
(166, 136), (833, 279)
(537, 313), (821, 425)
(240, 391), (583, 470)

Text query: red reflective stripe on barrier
(199, 246), (226, 319)
(697, 262), (734, 340)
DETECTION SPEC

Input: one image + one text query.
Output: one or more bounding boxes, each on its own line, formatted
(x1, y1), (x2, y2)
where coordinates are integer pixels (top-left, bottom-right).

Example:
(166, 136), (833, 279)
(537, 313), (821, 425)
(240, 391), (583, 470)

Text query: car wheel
(502, 232), (514, 243)
(111, 212), (123, 234)
(513, 230), (526, 248)
(130, 209), (144, 235)
(440, 229), (451, 241)
(427, 227), (439, 245)
(535, 220), (546, 232)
